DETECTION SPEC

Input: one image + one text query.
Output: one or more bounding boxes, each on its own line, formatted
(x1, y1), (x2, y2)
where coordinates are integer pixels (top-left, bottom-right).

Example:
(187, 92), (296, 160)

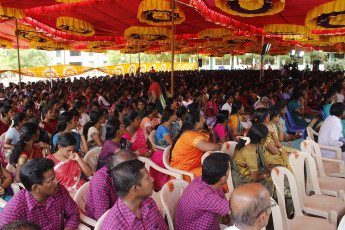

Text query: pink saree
(46, 154), (86, 193)
(122, 128), (169, 191)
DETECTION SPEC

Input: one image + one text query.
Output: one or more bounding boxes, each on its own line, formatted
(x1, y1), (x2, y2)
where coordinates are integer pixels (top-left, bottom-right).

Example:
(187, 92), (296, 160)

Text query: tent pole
(171, 0), (176, 97)
(49, 66), (53, 88)
(15, 20), (22, 89)
(260, 35), (264, 83)
(138, 43), (140, 77)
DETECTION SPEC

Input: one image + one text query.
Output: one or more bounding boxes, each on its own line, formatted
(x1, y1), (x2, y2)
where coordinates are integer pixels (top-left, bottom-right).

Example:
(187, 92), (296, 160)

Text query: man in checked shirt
(101, 160), (168, 230)
(0, 158), (80, 230)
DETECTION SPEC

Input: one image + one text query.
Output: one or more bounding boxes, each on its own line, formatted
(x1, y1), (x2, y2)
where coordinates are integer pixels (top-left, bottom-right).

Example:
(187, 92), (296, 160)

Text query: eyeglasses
(256, 199), (277, 218)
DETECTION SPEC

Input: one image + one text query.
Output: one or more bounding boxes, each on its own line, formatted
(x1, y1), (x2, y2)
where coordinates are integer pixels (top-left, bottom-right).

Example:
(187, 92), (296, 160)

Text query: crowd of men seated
(0, 68), (344, 229)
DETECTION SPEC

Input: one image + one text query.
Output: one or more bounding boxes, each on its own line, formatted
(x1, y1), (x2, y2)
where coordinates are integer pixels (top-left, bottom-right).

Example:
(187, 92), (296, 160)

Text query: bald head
(230, 183), (271, 227)
(106, 149), (138, 171)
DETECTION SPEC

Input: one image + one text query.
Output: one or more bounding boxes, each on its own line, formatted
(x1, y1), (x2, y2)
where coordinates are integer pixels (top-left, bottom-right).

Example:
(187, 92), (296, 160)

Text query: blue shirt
(5, 127), (20, 145)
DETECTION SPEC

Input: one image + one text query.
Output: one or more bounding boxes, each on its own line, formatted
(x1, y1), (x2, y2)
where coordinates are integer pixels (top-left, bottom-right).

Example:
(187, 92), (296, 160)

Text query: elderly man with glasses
(226, 183), (275, 230)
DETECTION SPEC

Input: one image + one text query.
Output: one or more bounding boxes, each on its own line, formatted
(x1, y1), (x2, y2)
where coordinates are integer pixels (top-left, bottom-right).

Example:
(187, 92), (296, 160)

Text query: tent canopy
(0, 0), (343, 54)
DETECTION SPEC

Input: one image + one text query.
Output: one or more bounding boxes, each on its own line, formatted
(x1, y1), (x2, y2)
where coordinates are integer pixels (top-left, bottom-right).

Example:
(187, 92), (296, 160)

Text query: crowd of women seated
(0, 68), (344, 216)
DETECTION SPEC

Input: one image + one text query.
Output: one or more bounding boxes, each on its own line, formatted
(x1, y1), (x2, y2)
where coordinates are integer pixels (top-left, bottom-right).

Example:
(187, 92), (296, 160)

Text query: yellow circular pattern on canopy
(137, 0), (185, 26)
(56, 17), (95, 36)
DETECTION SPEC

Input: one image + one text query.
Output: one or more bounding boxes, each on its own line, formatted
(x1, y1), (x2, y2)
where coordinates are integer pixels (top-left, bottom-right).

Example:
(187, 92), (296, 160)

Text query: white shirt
(222, 102), (232, 115)
(318, 115), (344, 159)
(225, 225), (240, 230)
(337, 93), (344, 103)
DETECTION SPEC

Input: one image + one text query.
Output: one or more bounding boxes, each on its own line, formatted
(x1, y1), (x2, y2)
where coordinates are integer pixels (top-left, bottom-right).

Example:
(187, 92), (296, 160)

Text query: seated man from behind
(318, 102), (345, 159)
(101, 160), (168, 230)
(226, 183), (272, 230)
(0, 220), (41, 230)
(0, 158), (80, 230)
(175, 152), (231, 230)
(85, 150), (137, 220)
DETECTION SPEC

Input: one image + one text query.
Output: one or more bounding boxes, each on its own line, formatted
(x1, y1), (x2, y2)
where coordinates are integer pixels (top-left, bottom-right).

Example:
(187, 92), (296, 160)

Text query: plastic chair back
(162, 145), (195, 180)
(300, 140), (326, 177)
(138, 156), (182, 179)
(285, 109), (297, 127)
(320, 109), (327, 120)
(271, 167), (304, 217)
(94, 210), (110, 230)
(160, 179), (188, 230)
(338, 215), (345, 230)
(149, 130), (166, 151)
(200, 151), (222, 164)
(84, 147), (102, 172)
(73, 182), (90, 212)
(289, 152), (322, 197)
(270, 197), (286, 230)
(306, 127), (317, 142)
(221, 141), (238, 158)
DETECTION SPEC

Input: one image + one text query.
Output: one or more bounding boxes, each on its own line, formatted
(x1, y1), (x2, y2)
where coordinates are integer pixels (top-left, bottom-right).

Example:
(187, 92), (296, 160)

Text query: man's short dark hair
(330, 102), (345, 117)
(109, 159), (145, 198)
(0, 220), (42, 230)
(20, 158), (55, 192)
(106, 149), (137, 172)
(202, 153), (231, 185)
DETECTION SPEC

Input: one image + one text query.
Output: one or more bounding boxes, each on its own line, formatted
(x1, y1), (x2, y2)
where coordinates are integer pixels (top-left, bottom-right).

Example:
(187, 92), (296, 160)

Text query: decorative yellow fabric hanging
(120, 47), (146, 54)
(56, 17), (95, 36)
(223, 35), (257, 43)
(10, 65), (94, 78)
(30, 41), (71, 51)
(283, 35), (319, 42)
(305, 0), (345, 30)
(87, 41), (115, 49)
(145, 50), (161, 55)
(0, 38), (12, 48)
(124, 26), (172, 42)
(301, 37), (330, 46)
(329, 36), (345, 43)
(215, 0), (285, 17)
(198, 28), (234, 39)
(17, 25), (52, 43)
(263, 24), (311, 35)
(137, 0), (185, 26)
(0, 5), (25, 20)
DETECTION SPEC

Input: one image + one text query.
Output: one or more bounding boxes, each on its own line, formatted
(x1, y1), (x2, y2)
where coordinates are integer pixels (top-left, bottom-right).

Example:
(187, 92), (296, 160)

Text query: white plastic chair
(289, 152), (345, 224)
(338, 215), (345, 230)
(84, 147), (102, 172)
(200, 151), (234, 199)
(139, 156), (183, 218)
(149, 130), (166, 151)
(162, 145), (195, 181)
(73, 182), (97, 227)
(94, 210), (109, 230)
(160, 179), (188, 230)
(301, 140), (345, 178)
(270, 197), (285, 230)
(306, 127), (343, 160)
(271, 167), (337, 230)
(6, 164), (25, 194)
(221, 141), (238, 158)
(300, 140), (345, 200)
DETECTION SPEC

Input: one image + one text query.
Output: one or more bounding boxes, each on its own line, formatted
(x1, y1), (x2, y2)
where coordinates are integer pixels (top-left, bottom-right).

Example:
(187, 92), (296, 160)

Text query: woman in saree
(229, 100), (248, 140)
(9, 123), (50, 182)
(140, 103), (160, 136)
(155, 109), (177, 148)
(213, 110), (232, 144)
(148, 74), (169, 114)
(322, 90), (337, 118)
(253, 108), (292, 172)
(231, 124), (271, 189)
(0, 158), (13, 212)
(170, 112), (221, 182)
(274, 101), (303, 150)
(122, 110), (168, 191)
(41, 106), (58, 136)
(205, 90), (219, 127)
(83, 109), (106, 149)
(47, 133), (93, 195)
(287, 90), (322, 130)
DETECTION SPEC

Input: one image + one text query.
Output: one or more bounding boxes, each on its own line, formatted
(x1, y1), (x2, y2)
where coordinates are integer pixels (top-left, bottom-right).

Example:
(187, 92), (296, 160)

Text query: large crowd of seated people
(0, 68), (344, 229)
